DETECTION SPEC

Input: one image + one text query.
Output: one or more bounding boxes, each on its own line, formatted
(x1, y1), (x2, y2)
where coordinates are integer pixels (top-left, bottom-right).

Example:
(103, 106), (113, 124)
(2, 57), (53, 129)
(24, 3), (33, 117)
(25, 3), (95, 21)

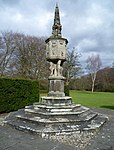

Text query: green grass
(40, 90), (114, 109)
(70, 90), (114, 109)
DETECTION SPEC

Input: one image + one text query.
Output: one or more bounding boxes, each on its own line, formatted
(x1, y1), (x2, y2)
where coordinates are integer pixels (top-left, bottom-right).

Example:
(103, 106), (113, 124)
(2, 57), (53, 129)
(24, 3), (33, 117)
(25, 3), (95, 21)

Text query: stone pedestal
(48, 76), (65, 97)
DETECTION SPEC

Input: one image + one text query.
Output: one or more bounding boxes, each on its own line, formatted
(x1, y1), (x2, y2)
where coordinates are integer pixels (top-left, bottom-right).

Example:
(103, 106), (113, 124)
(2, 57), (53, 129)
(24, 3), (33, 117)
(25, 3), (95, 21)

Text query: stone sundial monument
(42, 2), (71, 105)
(5, 3), (107, 145)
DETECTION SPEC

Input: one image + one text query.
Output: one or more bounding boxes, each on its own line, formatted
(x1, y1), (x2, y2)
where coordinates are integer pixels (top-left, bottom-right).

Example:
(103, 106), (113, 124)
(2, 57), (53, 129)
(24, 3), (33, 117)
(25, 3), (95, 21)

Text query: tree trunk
(66, 71), (70, 86)
(91, 73), (96, 92)
(92, 80), (95, 92)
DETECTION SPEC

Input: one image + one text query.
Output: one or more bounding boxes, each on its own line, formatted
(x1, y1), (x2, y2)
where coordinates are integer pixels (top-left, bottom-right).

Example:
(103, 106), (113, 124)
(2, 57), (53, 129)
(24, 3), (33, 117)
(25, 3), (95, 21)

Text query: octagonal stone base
(4, 100), (108, 139)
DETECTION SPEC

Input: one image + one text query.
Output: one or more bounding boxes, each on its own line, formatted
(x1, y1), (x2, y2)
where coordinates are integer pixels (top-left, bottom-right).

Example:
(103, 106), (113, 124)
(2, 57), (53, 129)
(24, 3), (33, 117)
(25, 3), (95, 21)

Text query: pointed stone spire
(52, 2), (62, 37)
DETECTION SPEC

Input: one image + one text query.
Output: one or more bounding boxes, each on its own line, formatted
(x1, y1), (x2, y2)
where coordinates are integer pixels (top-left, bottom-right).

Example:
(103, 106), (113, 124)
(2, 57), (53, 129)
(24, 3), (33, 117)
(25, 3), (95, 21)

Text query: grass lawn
(40, 90), (114, 109)
(70, 90), (114, 109)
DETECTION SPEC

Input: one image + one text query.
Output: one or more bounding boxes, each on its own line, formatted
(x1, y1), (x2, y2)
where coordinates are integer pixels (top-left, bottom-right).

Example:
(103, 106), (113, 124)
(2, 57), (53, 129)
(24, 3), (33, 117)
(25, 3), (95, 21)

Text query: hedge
(0, 78), (39, 113)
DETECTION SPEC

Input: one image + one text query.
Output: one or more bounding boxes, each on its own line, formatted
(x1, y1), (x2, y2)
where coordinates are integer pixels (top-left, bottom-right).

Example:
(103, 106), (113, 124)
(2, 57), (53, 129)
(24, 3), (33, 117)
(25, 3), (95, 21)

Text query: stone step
(25, 104), (81, 114)
(32, 103), (81, 110)
(40, 96), (72, 105)
(25, 106), (90, 116)
(16, 111), (97, 124)
(83, 114), (108, 131)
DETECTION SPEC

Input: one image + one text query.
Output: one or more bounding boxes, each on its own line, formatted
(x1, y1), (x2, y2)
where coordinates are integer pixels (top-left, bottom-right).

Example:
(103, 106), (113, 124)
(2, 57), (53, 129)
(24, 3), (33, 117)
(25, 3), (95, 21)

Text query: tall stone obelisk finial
(52, 2), (62, 37)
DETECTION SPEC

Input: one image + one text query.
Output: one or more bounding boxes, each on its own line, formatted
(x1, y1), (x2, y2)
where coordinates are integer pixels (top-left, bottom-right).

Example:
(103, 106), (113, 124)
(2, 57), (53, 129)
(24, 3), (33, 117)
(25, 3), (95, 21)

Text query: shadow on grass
(101, 106), (114, 109)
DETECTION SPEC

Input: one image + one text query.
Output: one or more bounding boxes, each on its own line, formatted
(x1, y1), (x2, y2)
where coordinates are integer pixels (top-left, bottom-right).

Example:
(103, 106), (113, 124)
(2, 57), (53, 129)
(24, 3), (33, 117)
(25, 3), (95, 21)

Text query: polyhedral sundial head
(46, 37), (68, 62)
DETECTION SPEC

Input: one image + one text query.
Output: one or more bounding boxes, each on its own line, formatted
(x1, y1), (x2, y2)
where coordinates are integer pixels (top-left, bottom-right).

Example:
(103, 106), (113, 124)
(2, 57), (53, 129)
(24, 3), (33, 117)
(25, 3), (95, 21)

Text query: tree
(63, 48), (81, 85)
(13, 33), (49, 79)
(86, 54), (102, 92)
(97, 67), (114, 92)
(0, 31), (49, 79)
(112, 62), (114, 68)
(0, 31), (16, 77)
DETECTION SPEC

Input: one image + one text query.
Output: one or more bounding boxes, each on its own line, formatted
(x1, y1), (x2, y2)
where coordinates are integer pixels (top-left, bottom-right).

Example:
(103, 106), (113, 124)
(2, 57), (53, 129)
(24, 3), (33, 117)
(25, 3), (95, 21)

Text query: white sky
(0, 0), (114, 69)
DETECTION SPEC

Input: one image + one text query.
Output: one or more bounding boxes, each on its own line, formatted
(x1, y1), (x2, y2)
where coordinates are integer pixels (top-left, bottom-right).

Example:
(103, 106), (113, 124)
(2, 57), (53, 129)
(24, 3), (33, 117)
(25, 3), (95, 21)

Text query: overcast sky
(0, 0), (114, 69)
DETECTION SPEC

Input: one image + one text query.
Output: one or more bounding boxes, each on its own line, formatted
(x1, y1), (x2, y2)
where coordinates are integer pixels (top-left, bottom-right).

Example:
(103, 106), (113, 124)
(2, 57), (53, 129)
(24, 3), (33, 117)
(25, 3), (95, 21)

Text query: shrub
(0, 78), (39, 113)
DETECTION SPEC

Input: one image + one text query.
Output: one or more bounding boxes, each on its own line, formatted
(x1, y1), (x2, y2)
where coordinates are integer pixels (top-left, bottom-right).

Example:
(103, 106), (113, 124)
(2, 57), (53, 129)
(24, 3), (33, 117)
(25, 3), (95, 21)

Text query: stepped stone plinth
(4, 102), (107, 138)
(4, 3), (108, 145)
